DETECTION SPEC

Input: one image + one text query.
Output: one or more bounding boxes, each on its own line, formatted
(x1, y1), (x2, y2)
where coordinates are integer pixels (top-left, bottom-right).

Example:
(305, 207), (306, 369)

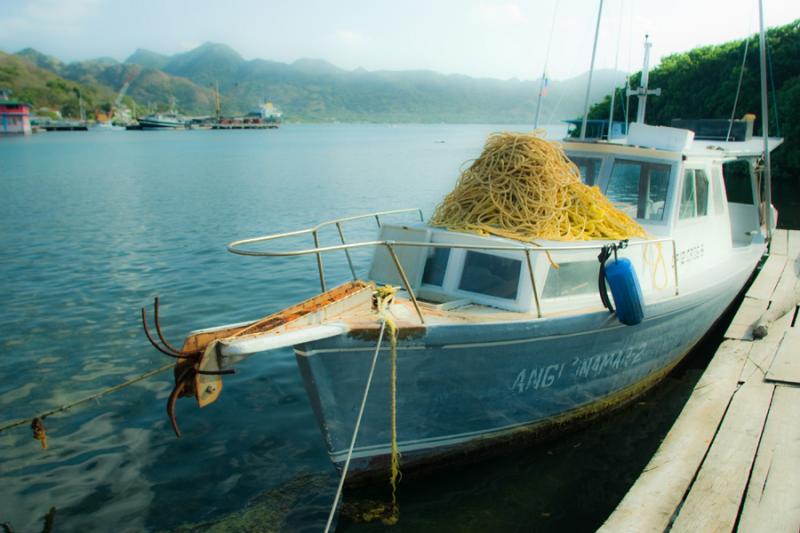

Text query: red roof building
(0, 100), (32, 135)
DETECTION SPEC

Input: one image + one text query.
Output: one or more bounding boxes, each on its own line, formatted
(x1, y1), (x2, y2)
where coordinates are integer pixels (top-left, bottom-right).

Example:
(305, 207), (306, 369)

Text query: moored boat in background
(136, 112), (187, 130)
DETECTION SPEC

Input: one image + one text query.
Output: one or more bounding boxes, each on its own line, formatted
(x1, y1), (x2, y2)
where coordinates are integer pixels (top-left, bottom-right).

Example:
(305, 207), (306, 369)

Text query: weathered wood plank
(740, 305), (792, 382)
(770, 229), (789, 256)
(746, 255), (788, 301)
(788, 230), (800, 260)
(726, 296), (769, 340)
(739, 338), (781, 385)
(598, 340), (750, 533)
(771, 259), (799, 301)
(737, 386), (800, 533)
(670, 378), (775, 533)
(765, 327), (800, 384)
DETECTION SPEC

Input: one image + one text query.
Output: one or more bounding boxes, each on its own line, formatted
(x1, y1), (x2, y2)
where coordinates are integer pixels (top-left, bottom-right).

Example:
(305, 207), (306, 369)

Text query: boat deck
(600, 229), (800, 532)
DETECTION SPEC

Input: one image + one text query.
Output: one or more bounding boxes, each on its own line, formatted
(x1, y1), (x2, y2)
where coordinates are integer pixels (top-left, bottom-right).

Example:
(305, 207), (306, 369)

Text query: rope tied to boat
(0, 362), (174, 449)
(372, 284), (402, 525)
(324, 285), (402, 531)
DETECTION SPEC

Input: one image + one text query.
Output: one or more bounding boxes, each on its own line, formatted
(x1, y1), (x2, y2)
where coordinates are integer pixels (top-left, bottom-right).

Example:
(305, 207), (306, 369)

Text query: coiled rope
(430, 131), (646, 242)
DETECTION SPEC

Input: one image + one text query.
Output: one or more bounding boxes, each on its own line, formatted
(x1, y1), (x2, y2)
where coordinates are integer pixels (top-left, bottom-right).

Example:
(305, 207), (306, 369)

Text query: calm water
(0, 124), (751, 532)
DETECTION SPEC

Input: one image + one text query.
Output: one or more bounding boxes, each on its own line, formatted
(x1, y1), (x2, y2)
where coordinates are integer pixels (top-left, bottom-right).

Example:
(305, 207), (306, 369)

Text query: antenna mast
(758, 0), (774, 239)
(627, 35), (660, 124)
(606, 0), (623, 139)
(534, 2), (559, 129)
(579, 0), (604, 140)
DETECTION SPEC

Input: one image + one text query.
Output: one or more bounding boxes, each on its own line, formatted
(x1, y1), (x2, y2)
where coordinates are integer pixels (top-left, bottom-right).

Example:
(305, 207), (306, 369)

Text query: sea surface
(0, 124), (788, 532)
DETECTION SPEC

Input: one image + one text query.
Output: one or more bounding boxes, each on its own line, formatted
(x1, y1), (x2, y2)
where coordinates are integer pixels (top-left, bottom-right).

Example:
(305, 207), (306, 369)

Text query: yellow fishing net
(430, 131), (646, 241)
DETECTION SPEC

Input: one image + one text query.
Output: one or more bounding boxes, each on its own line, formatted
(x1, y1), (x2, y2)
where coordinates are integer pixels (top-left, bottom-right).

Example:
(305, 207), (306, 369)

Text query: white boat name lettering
(511, 363), (565, 393)
(571, 344), (644, 379)
(511, 344), (646, 394)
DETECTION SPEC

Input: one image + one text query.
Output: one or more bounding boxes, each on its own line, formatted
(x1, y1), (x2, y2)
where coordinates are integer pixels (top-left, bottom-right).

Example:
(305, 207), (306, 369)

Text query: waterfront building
(0, 99), (32, 135)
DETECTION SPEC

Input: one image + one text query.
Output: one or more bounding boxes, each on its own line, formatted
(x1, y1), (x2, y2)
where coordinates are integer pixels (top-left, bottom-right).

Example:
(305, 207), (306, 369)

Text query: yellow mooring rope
(430, 131), (647, 242)
(373, 284), (401, 525)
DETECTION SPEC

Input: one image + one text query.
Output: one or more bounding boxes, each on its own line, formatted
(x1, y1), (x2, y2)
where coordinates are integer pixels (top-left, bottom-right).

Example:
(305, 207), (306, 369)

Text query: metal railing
(228, 208), (679, 324)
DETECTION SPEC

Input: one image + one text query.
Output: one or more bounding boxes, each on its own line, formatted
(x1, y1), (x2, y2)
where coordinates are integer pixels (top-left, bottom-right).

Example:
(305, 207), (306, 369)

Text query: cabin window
(568, 156), (602, 186)
(422, 248), (450, 286)
(541, 261), (597, 298)
(458, 251), (521, 299)
(606, 159), (671, 221)
(680, 170), (710, 219)
(722, 160), (754, 204)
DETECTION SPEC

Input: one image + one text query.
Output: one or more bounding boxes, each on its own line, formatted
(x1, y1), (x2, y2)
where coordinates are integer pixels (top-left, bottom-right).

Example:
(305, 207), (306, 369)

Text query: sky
(0, 0), (797, 81)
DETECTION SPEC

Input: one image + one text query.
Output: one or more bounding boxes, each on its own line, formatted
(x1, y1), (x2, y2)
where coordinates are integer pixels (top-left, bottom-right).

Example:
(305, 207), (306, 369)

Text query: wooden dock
(601, 229), (800, 533)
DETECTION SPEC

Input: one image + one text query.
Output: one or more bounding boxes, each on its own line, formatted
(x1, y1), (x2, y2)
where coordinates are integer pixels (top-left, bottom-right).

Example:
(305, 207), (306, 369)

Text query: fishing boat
(136, 112), (186, 130)
(142, 116), (783, 479)
(141, 16), (784, 489)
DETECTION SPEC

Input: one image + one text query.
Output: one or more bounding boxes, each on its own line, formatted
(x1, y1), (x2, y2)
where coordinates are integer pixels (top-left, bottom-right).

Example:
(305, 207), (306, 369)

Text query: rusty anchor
(141, 297), (234, 437)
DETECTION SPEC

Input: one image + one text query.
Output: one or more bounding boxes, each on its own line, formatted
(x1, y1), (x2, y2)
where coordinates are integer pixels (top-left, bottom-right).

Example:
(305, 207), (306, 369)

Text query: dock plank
(788, 230), (800, 259)
(670, 378), (774, 533)
(598, 340), (750, 533)
(771, 258), (799, 298)
(740, 310), (793, 383)
(725, 296), (769, 340)
(771, 229), (789, 256)
(737, 386), (800, 533)
(746, 255), (788, 301)
(765, 327), (800, 384)
(739, 337), (781, 384)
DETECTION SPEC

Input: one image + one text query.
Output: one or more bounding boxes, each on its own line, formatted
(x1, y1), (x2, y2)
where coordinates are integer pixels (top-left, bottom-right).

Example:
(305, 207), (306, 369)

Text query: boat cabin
(368, 123), (782, 316)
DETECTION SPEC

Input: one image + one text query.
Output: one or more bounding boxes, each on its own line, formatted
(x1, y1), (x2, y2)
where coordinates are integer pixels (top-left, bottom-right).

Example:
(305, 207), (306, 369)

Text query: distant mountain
(122, 41), (625, 122)
(6, 42), (626, 123)
(15, 47), (63, 73)
(161, 42), (244, 85)
(125, 48), (169, 70)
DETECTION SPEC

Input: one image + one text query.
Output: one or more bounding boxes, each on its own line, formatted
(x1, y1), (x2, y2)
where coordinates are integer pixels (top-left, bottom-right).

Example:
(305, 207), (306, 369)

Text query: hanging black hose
(597, 245), (615, 313)
(598, 240), (630, 314)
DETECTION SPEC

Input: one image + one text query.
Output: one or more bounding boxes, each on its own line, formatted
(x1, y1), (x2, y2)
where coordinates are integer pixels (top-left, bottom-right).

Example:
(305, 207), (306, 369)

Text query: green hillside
(0, 51), (119, 118)
(589, 19), (799, 182)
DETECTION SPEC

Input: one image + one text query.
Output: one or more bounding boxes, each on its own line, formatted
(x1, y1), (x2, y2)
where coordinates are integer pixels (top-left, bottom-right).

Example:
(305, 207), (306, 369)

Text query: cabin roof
(684, 137), (784, 158)
(563, 136), (783, 160)
(0, 99), (29, 107)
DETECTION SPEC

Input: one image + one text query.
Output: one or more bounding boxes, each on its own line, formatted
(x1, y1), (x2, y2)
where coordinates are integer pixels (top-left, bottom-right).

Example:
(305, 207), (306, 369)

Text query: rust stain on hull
(348, 325), (426, 342)
(181, 280), (372, 355)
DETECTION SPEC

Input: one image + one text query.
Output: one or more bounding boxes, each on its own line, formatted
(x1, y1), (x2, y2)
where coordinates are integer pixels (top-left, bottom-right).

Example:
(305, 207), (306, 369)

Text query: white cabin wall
(671, 160), (733, 283)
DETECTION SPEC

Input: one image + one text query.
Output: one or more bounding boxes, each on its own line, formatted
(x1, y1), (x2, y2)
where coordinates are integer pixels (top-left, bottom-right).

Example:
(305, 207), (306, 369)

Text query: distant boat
(136, 113), (186, 130)
(92, 121), (125, 131)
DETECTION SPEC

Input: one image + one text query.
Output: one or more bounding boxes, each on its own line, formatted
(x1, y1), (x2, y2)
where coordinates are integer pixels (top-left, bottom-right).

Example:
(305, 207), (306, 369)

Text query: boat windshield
(569, 155), (603, 186)
(605, 159), (672, 221)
